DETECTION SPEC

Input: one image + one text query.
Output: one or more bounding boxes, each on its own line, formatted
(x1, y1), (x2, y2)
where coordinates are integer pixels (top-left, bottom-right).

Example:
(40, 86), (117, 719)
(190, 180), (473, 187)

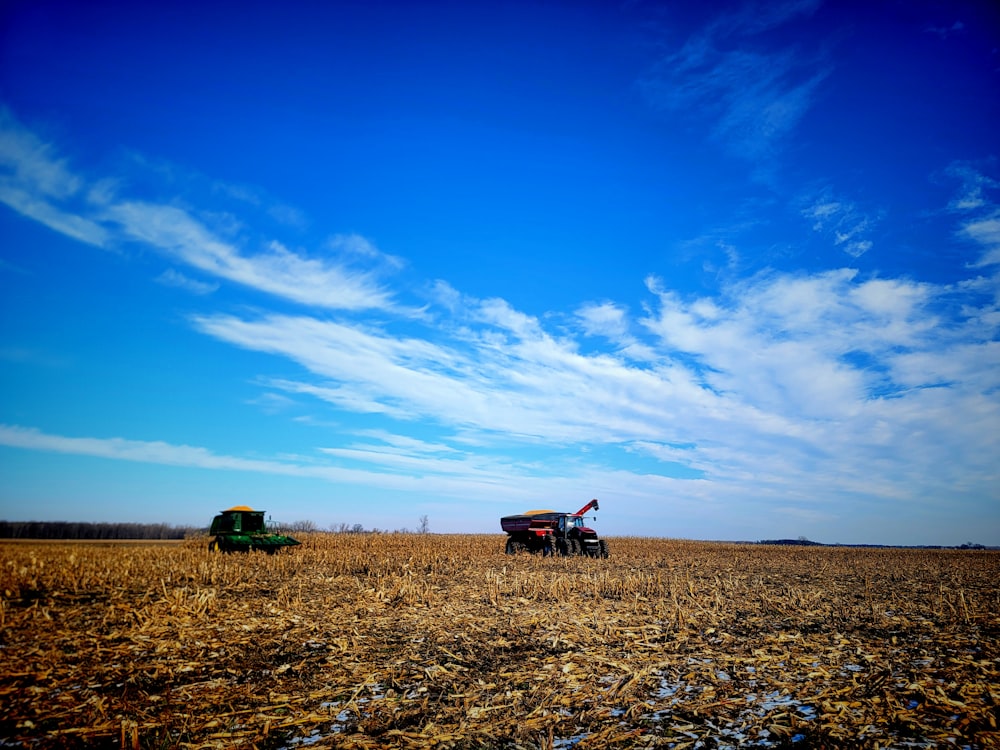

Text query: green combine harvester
(207, 506), (301, 553)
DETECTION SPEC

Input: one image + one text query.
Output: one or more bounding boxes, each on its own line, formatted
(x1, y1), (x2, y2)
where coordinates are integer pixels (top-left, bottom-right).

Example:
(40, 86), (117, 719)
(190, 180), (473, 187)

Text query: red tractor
(501, 498), (608, 557)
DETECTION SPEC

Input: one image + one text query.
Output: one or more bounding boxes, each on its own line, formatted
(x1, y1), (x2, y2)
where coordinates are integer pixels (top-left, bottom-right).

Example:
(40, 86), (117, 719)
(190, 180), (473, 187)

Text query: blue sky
(1, 0), (998, 545)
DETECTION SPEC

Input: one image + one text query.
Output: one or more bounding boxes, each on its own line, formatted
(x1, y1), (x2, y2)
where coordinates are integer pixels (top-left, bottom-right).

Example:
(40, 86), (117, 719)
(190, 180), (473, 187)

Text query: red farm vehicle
(501, 498), (608, 557)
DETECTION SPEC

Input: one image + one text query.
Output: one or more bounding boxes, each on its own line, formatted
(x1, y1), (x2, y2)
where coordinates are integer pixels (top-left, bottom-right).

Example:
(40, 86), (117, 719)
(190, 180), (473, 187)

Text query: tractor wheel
(505, 537), (517, 555)
(569, 539), (581, 555)
(598, 539), (609, 558)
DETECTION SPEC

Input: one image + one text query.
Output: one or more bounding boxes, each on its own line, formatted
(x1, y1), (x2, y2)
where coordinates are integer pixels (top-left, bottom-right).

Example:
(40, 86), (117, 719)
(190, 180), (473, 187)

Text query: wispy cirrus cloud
(0, 111), (398, 312)
(0, 109), (82, 199)
(962, 213), (1000, 267)
(0, 423), (305, 474)
(945, 161), (998, 212)
(177, 258), (1000, 524)
(104, 200), (395, 310)
(0, 109), (110, 248)
(576, 301), (657, 361)
(800, 190), (880, 258)
(7, 246), (995, 534)
(924, 20), (965, 39)
(943, 162), (1000, 268)
(639, 0), (828, 159)
(576, 301), (629, 339)
(0, 182), (110, 248)
(2, 108), (998, 541)
(155, 268), (219, 295)
(0, 422), (710, 518)
(0, 422), (524, 499)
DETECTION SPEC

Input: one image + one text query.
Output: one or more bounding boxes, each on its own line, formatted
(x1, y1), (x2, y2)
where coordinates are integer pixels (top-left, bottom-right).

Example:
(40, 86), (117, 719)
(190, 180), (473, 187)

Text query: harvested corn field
(1, 535), (998, 749)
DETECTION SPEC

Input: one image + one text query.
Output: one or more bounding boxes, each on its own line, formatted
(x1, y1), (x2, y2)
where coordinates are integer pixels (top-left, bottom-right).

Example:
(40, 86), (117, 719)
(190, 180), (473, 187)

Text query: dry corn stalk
(0, 536), (997, 749)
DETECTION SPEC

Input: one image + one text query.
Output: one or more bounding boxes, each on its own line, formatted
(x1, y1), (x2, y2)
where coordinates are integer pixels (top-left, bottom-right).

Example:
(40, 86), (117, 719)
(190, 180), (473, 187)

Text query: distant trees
(0, 516), (438, 539)
(757, 538), (823, 546)
(0, 520), (196, 540)
(323, 517), (432, 534)
(756, 537), (988, 550)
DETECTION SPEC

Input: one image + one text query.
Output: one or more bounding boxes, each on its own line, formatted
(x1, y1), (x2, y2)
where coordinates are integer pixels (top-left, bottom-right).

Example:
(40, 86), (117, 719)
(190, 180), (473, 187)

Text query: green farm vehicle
(207, 506), (301, 553)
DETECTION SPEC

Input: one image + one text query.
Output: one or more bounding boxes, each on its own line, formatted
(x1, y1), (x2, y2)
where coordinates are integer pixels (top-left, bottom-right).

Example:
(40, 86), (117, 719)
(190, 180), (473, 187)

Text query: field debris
(1, 535), (998, 748)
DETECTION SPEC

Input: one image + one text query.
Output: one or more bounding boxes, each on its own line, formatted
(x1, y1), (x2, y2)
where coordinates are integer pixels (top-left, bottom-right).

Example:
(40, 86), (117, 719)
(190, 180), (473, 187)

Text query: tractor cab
(210, 507), (266, 535)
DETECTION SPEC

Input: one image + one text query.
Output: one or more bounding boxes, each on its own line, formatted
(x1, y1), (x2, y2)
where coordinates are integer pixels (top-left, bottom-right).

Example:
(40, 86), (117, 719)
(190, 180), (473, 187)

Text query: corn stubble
(1, 536), (997, 749)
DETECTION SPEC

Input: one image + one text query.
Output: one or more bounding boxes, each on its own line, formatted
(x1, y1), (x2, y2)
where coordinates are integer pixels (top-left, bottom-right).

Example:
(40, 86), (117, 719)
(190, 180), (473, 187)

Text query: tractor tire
(598, 539), (609, 558)
(569, 539), (581, 556)
(505, 537), (517, 555)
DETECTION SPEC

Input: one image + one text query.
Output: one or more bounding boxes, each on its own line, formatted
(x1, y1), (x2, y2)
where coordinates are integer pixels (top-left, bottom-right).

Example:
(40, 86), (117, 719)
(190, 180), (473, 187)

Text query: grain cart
(207, 506), (301, 553)
(501, 498), (608, 557)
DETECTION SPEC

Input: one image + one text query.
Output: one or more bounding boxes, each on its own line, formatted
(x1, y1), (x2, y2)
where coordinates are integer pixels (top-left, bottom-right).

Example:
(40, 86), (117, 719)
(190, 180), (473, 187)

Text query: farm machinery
(501, 498), (608, 557)
(207, 506), (301, 553)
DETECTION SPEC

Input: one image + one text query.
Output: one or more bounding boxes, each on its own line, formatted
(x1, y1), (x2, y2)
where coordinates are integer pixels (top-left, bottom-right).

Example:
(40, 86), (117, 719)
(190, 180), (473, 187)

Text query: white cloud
(801, 191), (879, 258)
(317, 439), (510, 483)
(0, 182), (110, 248)
(962, 212), (1000, 267)
(3, 248), (998, 539)
(429, 279), (463, 312)
(925, 20), (965, 39)
(728, 0), (823, 35)
(0, 423), (700, 512)
(328, 232), (406, 270)
(155, 268), (219, 295)
(941, 162), (1000, 267)
(577, 301), (629, 339)
(0, 111), (110, 248)
(178, 258), (999, 529)
(1, 110), (997, 542)
(0, 109), (82, 200)
(0, 114), (397, 312)
(945, 162), (997, 211)
(102, 202), (396, 310)
(639, 2), (828, 159)
(0, 422), (484, 494)
(0, 423), (304, 475)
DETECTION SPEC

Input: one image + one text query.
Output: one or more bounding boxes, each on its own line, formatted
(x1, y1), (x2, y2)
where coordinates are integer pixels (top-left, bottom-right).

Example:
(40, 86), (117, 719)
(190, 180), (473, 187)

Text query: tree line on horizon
(3, 520), (986, 548)
(757, 536), (989, 550)
(0, 520), (198, 540)
(0, 515), (432, 540)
